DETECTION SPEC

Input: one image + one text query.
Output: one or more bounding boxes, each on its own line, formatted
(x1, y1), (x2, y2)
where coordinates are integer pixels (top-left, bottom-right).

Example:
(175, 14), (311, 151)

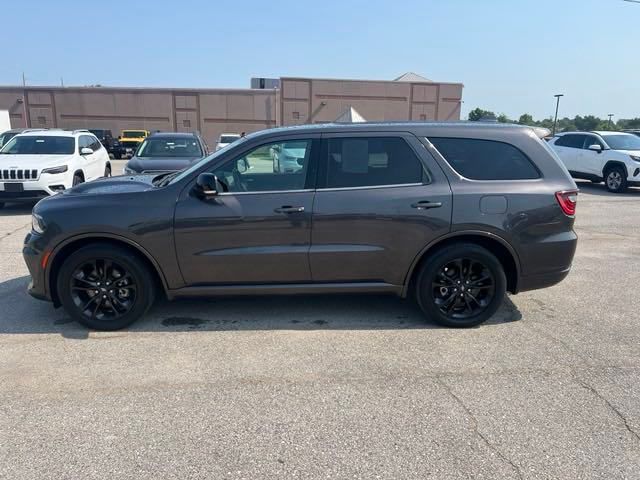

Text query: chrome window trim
(316, 182), (424, 192)
(217, 188), (314, 196)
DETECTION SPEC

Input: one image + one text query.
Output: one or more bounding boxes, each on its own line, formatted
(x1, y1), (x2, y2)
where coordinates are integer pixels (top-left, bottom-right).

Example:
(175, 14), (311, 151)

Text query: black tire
(604, 166), (628, 193)
(415, 243), (506, 328)
(104, 164), (112, 177)
(57, 243), (156, 330)
(72, 173), (84, 186)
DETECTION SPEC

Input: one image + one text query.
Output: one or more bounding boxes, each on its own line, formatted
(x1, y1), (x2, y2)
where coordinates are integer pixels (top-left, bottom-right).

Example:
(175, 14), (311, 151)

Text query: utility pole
(552, 94), (564, 136)
(21, 72), (29, 128)
(608, 114), (614, 129)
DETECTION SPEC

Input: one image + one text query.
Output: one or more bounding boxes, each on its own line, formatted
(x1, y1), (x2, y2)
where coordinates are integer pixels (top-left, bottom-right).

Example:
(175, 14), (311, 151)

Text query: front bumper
(23, 232), (52, 303)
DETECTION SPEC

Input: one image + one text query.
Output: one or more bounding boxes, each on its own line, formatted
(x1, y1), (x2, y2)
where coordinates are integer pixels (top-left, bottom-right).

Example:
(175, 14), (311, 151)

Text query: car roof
(590, 131), (630, 136)
(243, 121), (536, 141)
(14, 129), (84, 138)
(148, 132), (198, 138)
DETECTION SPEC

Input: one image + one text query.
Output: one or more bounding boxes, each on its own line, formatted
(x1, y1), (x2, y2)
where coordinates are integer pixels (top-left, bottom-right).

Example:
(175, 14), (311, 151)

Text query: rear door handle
(274, 206), (305, 213)
(411, 201), (443, 210)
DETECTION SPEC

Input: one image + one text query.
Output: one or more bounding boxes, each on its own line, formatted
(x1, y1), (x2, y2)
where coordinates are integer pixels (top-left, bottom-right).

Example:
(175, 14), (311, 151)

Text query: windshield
(0, 135), (75, 155)
(601, 134), (640, 150)
(122, 131), (146, 138)
(136, 137), (203, 158)
(220, 135), (240, 144)
(165, 135), (250, 186)
(0, 131), (18, 149)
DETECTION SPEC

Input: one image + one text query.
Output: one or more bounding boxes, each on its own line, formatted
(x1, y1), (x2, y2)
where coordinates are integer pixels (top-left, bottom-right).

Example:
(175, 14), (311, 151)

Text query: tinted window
(220, 135), (240, 144)
(212, 139), (313, 192)
(554, 134), (586, 149)
(323, 137), (425, 188)
(79, 135), (93, 152)
(0, 135), (75, 155)
(122, 131), (146, 138)
(429, 137), (540, 180)
(582, 136), (603, 149)
(136, 137), (203, 158)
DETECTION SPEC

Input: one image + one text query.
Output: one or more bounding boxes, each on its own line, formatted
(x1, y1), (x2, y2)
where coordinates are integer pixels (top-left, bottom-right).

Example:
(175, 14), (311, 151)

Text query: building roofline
(279, 76), (464, 87)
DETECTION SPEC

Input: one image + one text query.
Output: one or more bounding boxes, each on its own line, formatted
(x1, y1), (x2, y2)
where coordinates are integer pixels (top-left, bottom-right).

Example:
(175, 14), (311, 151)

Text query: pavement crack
(437, 376), (524, 480)
(574, 375), (640, 443)
(0, 222), (30, 242)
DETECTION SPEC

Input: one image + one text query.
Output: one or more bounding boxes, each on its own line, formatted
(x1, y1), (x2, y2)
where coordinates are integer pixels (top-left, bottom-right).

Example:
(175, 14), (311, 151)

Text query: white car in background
(0, 129), (111, 208)
(547, 131), (640, 193)
(215, 133), (241, 151)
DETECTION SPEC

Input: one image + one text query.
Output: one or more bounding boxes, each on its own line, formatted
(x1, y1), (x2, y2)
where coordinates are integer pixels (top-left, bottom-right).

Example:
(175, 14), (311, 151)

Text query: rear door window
(428, 137), (540, 180)
(320, 137), (426, 188)
(554, 134), (586, 149)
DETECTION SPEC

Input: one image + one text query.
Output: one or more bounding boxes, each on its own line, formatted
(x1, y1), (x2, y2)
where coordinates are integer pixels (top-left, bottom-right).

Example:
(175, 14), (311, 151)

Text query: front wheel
(416, 243), (506, 328)
(72, 173), (84, 187)
(57, 244), (156, 330)
(604, 167), (628, 193)
(104, 164), (112, 178)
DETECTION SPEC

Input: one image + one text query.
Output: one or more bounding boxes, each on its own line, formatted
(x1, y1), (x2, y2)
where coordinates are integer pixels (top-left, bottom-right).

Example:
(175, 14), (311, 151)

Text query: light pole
(552, 94), (564, 136)
(608, 114), (614, 129)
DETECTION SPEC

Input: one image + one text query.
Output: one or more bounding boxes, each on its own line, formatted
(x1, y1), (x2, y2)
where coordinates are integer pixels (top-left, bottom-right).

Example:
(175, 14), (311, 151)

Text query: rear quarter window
(428, 137), (540, 180)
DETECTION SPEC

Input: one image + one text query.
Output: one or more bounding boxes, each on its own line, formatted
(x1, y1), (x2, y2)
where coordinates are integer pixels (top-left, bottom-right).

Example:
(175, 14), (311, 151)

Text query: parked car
(118, 130), (150, 157)
(623, 129), (640, 138)
(548, 131), (640, 193)
(23, 122), (578, 330)
(0, 128), (47, 149)
(123, 132), (207, 174)
(0, 129), (111, 208)
(216, 133), (241, 150)
(88, 129), (122, 159)
(270, 141), (307, 173)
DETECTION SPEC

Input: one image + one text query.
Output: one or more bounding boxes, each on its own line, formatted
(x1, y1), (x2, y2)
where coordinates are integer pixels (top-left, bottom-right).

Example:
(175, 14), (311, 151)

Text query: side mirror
(194, 173), (224, 199)
(588, 144), (602, 153)
(236, 158), (249, 173)
(80, 147), (94, 155)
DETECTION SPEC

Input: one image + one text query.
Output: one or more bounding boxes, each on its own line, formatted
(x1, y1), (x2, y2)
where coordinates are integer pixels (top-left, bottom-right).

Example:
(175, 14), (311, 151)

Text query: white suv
(548, 131), (640, 193)
(0, 129), (111, 208)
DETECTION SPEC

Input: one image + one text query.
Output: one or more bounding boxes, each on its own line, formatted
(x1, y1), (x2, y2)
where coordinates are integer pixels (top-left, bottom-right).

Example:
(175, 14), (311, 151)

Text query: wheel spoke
(81, 295), (99, 312)
(91, 296), (104, 318)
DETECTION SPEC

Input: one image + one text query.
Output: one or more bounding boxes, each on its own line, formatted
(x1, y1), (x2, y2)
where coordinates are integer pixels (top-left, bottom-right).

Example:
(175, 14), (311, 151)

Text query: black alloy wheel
(69, 258), (137, 322)
(416, 243), (506, 328)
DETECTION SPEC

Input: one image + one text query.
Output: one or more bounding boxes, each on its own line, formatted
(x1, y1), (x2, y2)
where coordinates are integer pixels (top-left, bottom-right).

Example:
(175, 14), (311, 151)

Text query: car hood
(127, 156), (202, 173)
(613, 149), (640, 156)
(0, 154), (75, 169)
(62, 174), (157, 196)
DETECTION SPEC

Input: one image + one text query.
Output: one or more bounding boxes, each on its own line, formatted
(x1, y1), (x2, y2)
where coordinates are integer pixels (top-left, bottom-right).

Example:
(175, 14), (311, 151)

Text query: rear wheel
(604, 166), (628, 193)
(57, 244), (156, 330)
(416, 243), (506, 328)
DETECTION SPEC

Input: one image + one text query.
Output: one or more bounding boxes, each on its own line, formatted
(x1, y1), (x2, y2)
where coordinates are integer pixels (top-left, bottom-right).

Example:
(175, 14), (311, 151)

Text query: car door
(310, 132), (452, 286)
(173, 135), (319, 285)
(553, 134), (586, 172)
(79, 135), (100, 180)
(580, 134), (605, 175)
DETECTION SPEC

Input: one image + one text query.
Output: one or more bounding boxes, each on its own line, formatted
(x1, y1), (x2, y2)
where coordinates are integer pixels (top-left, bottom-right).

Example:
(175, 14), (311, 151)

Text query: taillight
(555, 190), (578, 216)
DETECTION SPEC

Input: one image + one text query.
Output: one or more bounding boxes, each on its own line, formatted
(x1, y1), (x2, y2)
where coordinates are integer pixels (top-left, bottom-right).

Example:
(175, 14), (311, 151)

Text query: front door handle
(411, 200), (443, 210)
(274, 206), (305, 213)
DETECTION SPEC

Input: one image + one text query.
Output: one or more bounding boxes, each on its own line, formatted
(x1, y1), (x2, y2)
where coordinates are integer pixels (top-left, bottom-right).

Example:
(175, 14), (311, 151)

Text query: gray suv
(23, 123), (578, 330)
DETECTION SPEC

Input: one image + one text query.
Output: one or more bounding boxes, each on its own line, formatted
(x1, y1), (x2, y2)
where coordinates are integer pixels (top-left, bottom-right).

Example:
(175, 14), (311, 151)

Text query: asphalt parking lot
(1, 181), (639, 479)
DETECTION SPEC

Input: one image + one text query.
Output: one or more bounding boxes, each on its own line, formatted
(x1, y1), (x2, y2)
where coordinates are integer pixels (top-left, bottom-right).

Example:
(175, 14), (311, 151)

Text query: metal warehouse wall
(0, 77), (462, 146)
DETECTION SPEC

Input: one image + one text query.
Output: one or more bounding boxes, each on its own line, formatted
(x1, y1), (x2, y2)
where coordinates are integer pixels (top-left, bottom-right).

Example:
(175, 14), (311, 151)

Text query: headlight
(41, 165), (68, 175)
(630, 155), (640, 162)
(31, 213), (46, 234)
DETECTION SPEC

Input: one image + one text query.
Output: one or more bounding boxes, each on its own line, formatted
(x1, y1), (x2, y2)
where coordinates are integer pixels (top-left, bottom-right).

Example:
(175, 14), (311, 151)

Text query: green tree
(497, 113), (512, 123)
(518, 113), (535, 125)
(468, 108), (496, 121)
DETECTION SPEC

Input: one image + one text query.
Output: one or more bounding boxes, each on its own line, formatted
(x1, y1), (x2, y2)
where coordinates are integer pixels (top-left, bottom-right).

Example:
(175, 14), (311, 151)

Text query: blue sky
(3, 0), (638, 120)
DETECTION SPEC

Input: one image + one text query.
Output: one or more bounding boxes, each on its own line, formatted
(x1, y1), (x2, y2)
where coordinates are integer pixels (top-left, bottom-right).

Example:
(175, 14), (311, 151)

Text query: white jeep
(0, 129), (111, 208)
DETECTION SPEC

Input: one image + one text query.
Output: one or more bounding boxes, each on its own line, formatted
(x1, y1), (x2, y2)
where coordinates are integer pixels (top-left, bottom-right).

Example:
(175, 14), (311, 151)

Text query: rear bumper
(517, 265), (572, 293)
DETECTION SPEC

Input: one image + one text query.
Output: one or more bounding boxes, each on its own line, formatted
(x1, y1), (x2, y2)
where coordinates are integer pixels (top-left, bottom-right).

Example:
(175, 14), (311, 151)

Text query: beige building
(0, 73), (463, 145)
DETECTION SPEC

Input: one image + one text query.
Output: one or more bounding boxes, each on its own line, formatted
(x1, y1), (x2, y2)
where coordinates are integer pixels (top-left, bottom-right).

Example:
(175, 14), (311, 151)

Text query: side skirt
(167, 282), (403, 300)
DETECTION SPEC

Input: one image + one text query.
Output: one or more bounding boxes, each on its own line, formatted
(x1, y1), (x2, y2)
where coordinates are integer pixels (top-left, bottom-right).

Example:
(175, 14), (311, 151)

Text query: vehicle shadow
(0, 202), (36, 216)
(0, 276), (523, 338)
(576, 180), (640, 197)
